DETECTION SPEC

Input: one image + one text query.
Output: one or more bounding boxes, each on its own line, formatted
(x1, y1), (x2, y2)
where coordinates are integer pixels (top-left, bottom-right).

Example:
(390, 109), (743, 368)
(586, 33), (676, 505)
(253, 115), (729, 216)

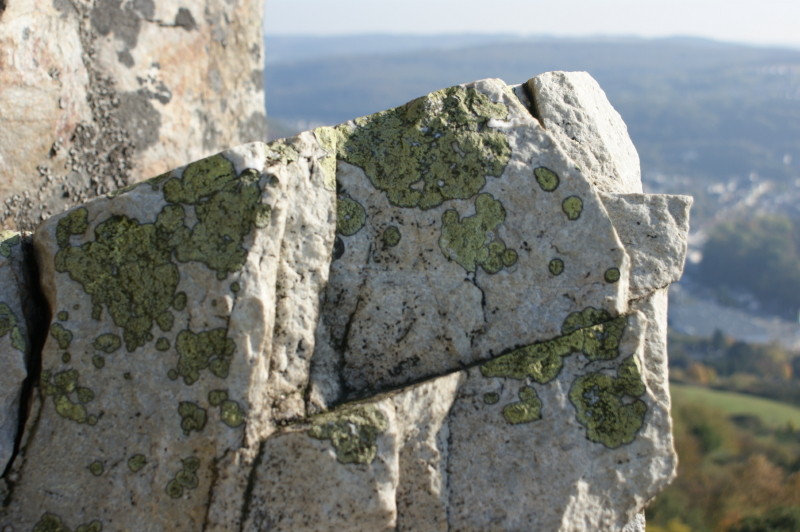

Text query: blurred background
(261, 1), (800, 530)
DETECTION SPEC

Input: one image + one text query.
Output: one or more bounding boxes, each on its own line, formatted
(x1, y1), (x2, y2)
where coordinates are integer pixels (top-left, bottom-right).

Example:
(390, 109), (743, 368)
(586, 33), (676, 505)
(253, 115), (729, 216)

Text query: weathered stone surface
(527, 71), (643, 195)
(0, 232), (30, 473)
(1, 71), (690, 531)
(2, 139), (335, 530)
(0, 0), (265, 231)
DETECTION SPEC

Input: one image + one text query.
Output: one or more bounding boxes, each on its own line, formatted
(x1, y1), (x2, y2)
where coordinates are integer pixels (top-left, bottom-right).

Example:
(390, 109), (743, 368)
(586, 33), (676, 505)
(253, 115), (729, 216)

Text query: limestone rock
(0, 71), (690, 531)
(3, 139), (335, 530)
(0, 0), (265, 231)
(526, 71), (643, 195)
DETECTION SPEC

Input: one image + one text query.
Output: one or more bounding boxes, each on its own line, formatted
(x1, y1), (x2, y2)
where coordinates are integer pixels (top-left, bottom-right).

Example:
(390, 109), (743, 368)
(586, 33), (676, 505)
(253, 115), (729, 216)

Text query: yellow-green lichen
(208, 389), (228, 406)
(502, 386), (542, 425)
(534, 166), (560, 192)
(57, 311), (69, 321)
(54, 154), (269, 353)
(172, 328), (235, 385)
(61, 352), (71, 363)
(41, 369), (97, 425)
(173, 292), (187, 311)
(481, 308), (628, 429)
(155, 337), (170, 351)
(483, 392), (500, 405)
(54, 213), (180, 351)
(230, 281), (241, 293)
(91, 355), (105, 369)
(206, 389), (245, 427)
(32, 513), (102, 532)
(336, 196), (367, 236)
(165, 456), (200, 499)
(0, 231), (21, 258)
(127, 454), (147, 473)
(92, 333), (121, 353)
(0, 302), (26, 352)
(604, 267), (621, 283)
(178, 401), (207, 435)
(164, 156), (271, 280)
(88, 460), (104, 476)
(381, 225), (401, 248)
(336, 86), (511, 210)
(219, 399), (246, 428)
(55, 208), (89, 248)
(562, 196), (584, 220)
(439, 193), (518, 274)
(548, 258), (564, 276)
(569, 356), (647, 448)
(308, 404), (389, 465)
(50, 323), (73, 350)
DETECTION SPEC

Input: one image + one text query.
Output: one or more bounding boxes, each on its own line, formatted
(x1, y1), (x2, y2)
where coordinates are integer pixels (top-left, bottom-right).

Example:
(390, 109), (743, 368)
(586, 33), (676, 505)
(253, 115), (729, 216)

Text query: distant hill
(264, 35), (800, 210)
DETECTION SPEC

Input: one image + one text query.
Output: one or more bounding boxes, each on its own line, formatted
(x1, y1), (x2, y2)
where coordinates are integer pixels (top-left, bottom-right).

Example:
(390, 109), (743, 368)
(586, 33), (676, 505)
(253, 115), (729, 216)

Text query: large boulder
(0, 72), (690, 531)
(0, 0), (266, 231)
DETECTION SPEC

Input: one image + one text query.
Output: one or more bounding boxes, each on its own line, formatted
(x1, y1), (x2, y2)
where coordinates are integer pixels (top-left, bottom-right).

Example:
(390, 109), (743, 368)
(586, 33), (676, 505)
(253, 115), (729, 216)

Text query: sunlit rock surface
(0, 72), (689, 531)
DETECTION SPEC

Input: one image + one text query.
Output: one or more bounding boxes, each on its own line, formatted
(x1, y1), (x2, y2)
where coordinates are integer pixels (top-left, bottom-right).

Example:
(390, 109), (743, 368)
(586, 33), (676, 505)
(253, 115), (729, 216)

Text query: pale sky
(264, 0), (800, 49)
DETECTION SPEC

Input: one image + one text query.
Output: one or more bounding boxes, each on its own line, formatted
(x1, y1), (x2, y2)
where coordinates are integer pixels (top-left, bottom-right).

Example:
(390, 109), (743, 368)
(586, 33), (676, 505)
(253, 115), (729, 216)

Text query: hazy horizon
(264, 0), (800, 51)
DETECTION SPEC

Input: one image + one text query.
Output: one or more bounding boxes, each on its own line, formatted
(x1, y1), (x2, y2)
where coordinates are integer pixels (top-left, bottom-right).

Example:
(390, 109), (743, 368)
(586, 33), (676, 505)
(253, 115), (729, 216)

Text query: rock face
(0, 72), (690, 531)
(0, 0), (266, 231)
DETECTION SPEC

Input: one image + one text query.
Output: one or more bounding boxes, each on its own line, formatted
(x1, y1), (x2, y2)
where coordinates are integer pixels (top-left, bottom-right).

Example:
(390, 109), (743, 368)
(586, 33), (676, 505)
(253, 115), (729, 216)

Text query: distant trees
(699, 214), (800, 316)
(646, 399), (800, 532)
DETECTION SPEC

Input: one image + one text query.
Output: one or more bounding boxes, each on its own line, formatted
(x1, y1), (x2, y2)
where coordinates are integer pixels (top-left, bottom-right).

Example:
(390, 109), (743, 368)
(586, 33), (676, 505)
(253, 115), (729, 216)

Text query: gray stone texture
(0, 72), (690, 531)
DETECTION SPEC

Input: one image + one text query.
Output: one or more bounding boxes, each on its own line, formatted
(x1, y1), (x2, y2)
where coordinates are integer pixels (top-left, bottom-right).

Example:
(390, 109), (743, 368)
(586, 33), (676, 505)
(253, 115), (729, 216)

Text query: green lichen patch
(569, 356), (647, 448)
(308, 404), (389, 465)
(50, 322), (73, 350)
(155, 337), (170, 351)
(548, 258), (564, 276)
(88, 460), (104, 476)
(219, 399), (246, 428)
(55, 155), (269, 353)
(481, 308), (628, 426)
(54, 213), (180, 352)
(336, 86), (511, 210)
(178, 401), (207, 435)
(173, 292), (187, 311)
(502, 386), (543, 425)
(92, 333), (121, 353)
(439, 193), (518, 274)
(208, 389), (228, 406)
(55, 208), (89, 248)
(0, 302), (26, 352)
(336, 196), (367, 236)
(41, 369), (97, 425)
(57, 311), (69, 321)
(381, 225), (401, 248)
(534, 167), (560, 192)
(604, 267), (621, 283)
(62, 352), (71, 363)
(164, 155), (271, 280)
(165, 456), (201, 499)
(127, 454), (147, 473)
(172, 328), (235, 385)
(206, 389), (245, 427)
(230, 281), (241, 293)
(91, 355), (105, 369)
(32, 513), (102, 532)
(483, 392), (500, 405)
(0, 231), (20, 257)
(562, 196), (584, 221)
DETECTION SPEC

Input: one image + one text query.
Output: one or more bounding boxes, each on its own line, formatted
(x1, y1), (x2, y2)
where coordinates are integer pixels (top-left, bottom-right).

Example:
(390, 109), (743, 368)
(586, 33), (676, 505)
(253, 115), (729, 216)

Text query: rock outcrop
(0, 72), (690, 531)
(0, 0), (266, 231)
